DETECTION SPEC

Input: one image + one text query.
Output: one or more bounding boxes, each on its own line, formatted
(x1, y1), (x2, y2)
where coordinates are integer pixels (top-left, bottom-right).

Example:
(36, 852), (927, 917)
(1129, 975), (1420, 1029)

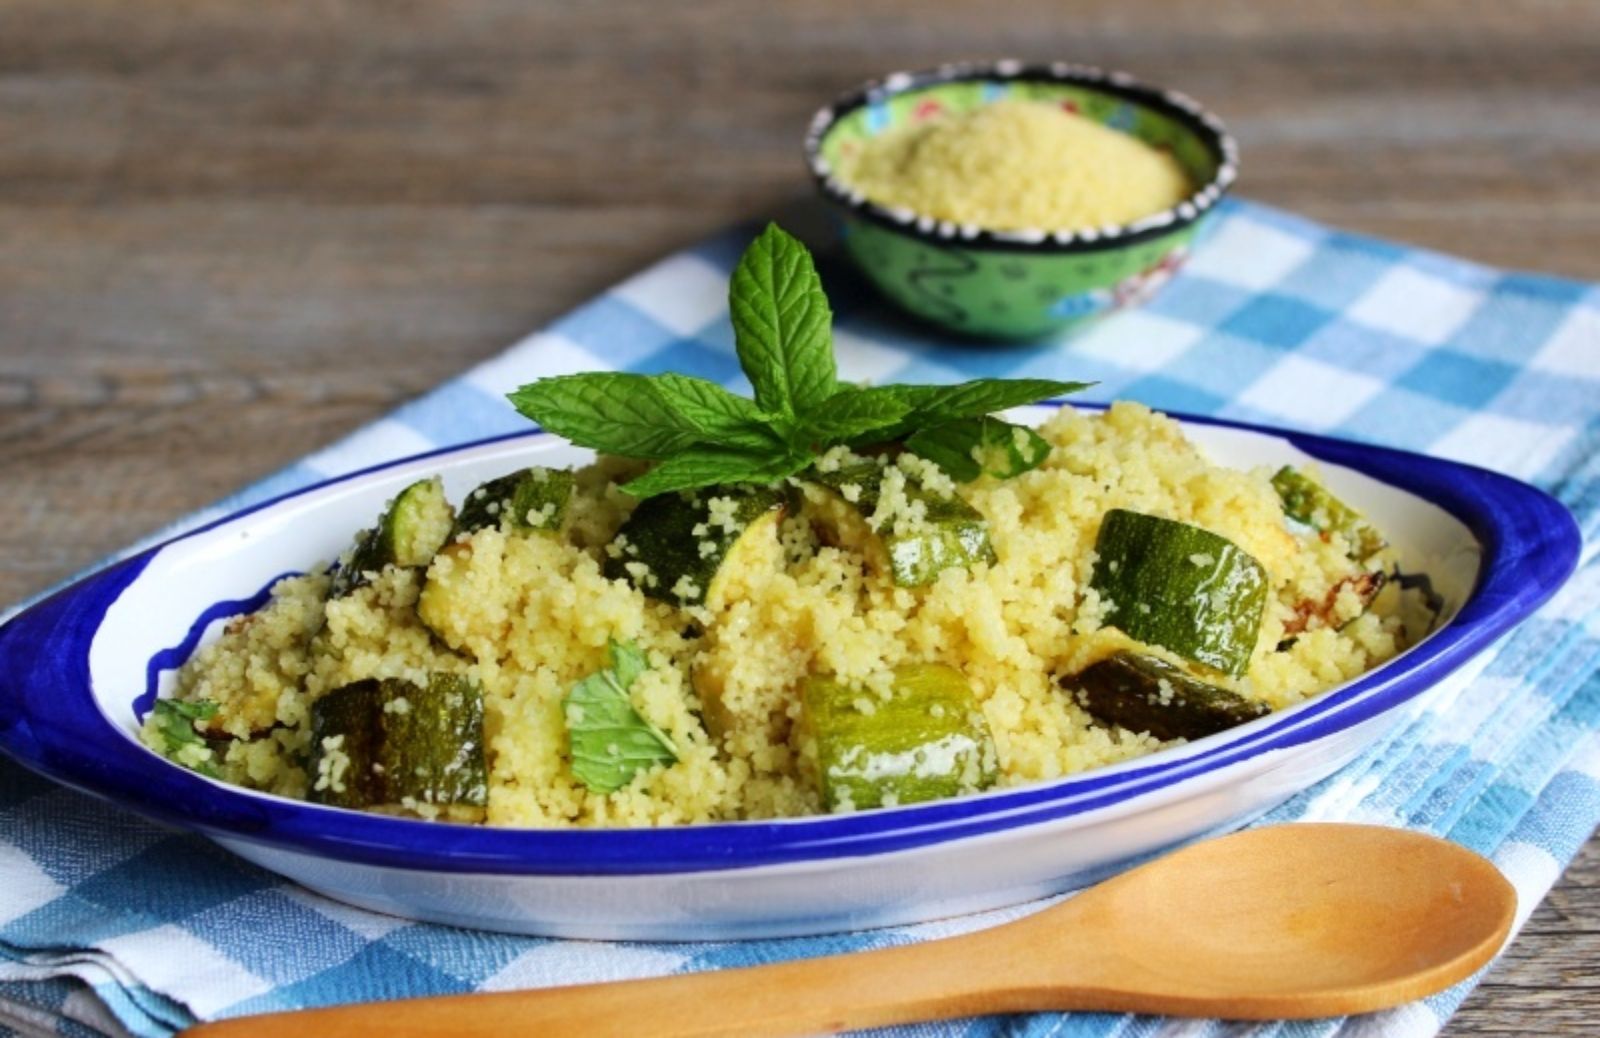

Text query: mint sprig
(507, 223), (1093, 496)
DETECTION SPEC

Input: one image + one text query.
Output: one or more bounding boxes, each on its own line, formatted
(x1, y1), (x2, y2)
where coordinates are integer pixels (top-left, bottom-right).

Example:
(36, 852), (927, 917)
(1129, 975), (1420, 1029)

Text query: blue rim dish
(0, 407), (1580, 876)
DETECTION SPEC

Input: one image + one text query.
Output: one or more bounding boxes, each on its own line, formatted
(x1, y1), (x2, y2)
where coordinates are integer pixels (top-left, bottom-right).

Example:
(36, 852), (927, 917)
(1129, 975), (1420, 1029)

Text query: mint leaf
(151, 699), (221, 777)
(620, 444), (812, 499)
(798, 385), (912, 447)
(607, 638), (650, 690)
(868, 378), (1094, 442)
(729, 224), (836, 417)
(906, 417), (1053, 482)
(509, 373), (710, 459)
(653, 374), (785, 451)
(904, 422), (984, 482)
(564, 639), (677, 793)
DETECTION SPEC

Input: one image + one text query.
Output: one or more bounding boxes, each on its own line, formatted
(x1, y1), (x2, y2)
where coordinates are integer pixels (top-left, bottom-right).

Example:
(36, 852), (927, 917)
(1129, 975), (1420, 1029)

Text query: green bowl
(804, 61), (1237, 341)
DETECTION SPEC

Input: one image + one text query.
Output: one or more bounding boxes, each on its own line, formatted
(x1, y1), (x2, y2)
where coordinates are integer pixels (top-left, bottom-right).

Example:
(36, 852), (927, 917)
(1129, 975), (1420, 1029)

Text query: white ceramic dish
(0, 404), (1578, 939)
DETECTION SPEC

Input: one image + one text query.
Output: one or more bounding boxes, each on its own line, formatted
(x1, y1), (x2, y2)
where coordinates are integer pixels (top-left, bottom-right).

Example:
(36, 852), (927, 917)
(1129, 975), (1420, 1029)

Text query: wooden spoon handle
(182, 930), (1035, 1038)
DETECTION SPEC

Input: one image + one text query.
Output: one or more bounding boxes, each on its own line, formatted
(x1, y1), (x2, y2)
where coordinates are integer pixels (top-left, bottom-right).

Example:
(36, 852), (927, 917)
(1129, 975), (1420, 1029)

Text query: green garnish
(904, 416), (1052, 483)
(563, 639), (678, 793)
(508, 224), (1091, 497)
(151, 698), (221, 778)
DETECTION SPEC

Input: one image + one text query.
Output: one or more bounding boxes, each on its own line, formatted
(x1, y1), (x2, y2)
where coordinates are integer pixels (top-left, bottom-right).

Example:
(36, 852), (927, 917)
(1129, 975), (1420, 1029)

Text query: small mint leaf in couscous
(506, 226), (1093, 498)
(564, 639), (678, 794)
(148, 698), (221, 778)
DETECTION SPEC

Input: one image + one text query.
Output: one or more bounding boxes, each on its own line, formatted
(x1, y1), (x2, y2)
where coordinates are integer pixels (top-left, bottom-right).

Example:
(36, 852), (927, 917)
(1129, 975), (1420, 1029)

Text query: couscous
(142, 226), (1422, 827)
(831, 98), (1193, 232)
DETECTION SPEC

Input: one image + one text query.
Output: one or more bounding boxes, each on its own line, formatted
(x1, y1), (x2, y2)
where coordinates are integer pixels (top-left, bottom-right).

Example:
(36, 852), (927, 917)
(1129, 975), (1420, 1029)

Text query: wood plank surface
(1, 1), (1595, 1033)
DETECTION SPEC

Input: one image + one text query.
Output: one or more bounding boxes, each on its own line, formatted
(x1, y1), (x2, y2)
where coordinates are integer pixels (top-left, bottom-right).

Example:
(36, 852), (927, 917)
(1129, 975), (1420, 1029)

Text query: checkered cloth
(3, 198), (1598, 1038)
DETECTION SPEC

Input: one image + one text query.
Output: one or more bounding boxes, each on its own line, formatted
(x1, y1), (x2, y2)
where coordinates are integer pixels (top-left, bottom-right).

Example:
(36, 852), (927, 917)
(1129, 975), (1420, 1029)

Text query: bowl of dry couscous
(805, 60), (1237, 340)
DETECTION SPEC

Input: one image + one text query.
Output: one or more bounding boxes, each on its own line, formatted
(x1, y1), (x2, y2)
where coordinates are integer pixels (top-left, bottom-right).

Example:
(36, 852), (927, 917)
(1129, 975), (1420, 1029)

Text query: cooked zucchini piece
(1064, 651), (1270, 741)
(808, 462), (996, 588)
(1271, 466), (1385, 560)
(603, 485), (786, 608)
(453, 467), (574, 536)
(1089, 509), (1267, 678)
(802, 663), (998, 812)
(307, 673), (487, 818)
(331, 477), (455, 597)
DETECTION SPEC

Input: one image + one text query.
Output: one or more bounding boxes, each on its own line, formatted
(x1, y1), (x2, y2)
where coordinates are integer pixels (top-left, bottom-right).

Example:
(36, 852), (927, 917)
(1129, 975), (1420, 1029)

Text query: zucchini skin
(1066, 651), (1270, 741)
(603, 485), (786, 607)
(454, 467), (574, 536)
(810, 463), (996, 588)
(1089, 509), (1267, 678)
(1271, 466), (1386, 560)
(308, 673), (487, 817)
(331, 478), (454, 598)
(802, 663), (998, 812)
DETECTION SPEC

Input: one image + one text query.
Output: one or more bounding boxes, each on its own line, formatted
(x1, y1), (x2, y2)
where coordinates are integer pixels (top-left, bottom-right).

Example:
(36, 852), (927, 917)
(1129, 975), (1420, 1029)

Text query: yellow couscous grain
(833, 99), (1192, 232)
(144, 403), (1411, 827)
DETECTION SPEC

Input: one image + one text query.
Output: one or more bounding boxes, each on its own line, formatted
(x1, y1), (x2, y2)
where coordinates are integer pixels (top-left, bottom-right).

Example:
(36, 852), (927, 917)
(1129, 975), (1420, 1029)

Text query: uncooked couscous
(142, 226), (1424, 828)
(831, 98), (1192, 232)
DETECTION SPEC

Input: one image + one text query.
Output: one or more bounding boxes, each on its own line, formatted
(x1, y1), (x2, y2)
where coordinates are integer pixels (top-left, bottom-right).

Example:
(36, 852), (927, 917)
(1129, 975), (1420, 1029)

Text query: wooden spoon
(184, 823), (1515, 1037)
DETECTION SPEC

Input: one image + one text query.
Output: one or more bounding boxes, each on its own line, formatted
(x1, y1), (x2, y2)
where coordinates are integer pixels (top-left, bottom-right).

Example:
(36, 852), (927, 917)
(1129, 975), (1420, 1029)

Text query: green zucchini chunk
(603, 485), (786, 608)
(331, 477), (455, 597)
(1271, 466), (1386, 560)
(453, 466), (574, 536)
(1066, 651), (1270, 741)
(809, 462), (996, 588)
(1089, 508), (1267, 678)
(802, 663), (998, 812)
(307, 672), (487, 818)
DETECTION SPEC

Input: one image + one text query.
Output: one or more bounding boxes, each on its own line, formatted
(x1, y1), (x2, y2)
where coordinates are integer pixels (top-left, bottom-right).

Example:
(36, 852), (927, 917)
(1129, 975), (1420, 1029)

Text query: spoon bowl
(183, 824), (1516, 1037)
(1002, 822), (1515, 1018)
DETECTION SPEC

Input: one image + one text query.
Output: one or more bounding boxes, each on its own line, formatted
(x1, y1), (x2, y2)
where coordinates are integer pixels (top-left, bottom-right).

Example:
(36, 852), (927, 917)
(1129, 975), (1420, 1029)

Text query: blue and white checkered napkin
(3, 198), (1599, 1038)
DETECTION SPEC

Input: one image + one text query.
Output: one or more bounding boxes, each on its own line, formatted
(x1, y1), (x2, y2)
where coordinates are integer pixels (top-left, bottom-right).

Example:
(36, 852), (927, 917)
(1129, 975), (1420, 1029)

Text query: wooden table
(2, 1), (1594, 1031)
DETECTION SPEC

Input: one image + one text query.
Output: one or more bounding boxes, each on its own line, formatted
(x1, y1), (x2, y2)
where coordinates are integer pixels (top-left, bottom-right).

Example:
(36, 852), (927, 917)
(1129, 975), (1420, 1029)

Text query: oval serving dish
(0, 404), (1578, 940)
